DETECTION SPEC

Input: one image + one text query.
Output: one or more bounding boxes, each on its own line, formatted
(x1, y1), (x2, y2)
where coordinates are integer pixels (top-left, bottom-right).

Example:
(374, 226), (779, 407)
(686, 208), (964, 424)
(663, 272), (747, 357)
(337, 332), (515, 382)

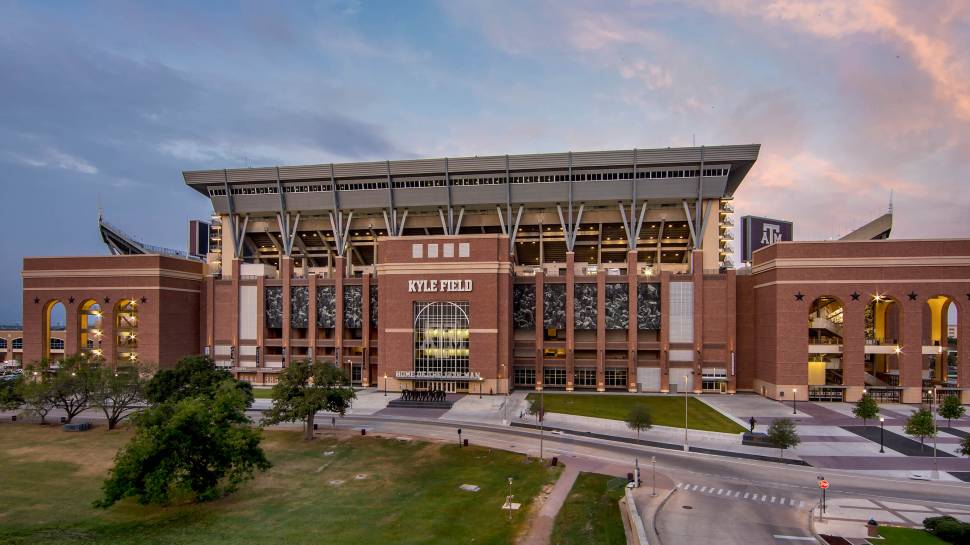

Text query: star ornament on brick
(850, 292), (861, 301)
(794, 292), (804, 301)
(68, 296), (75, 304)
(907, 291), (918, 301)
(103, 297), (111, 304)
(140, 296), (148, 304)
(33, 297), (40, 304)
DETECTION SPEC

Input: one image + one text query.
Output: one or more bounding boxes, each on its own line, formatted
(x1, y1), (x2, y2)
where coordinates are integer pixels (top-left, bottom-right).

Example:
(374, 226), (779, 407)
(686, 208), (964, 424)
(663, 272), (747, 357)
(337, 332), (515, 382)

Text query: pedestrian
(749, 416), (756, 433)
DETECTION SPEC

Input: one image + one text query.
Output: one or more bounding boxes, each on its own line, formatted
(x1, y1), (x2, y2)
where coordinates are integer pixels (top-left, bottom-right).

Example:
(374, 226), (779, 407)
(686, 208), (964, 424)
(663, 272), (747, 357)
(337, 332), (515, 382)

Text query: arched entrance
(412, 301), (470, 393)
(807, 296), (845, 400)
(115, 299), (139, 363)
(78, 300), (104, 361)
(43, 300), (66, 363)
(864, 294), (902, 389)
(923, 295), (959, 397)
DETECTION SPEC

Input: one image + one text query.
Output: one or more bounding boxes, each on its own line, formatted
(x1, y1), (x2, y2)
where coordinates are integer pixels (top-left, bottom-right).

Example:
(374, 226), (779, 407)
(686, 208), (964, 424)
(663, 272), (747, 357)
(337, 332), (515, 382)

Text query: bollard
(627, 472), (635, 483)
(867, 519), (879, 537)
(60, 416), (67, 423)
(361, 428), (366, 436)
(551, 456), (558, 467)
(463, 438), (469, 447)
(313, 423), (318, 430)
(11, 415), (16, 422)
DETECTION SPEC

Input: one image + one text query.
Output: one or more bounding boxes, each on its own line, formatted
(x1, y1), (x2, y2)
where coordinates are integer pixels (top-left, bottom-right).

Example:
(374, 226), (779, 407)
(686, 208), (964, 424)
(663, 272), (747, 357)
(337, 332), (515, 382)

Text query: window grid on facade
(413, 301), (470, 376)
(12, 338), (22, 349)
(669, 282), (694, 343)
(574, 367), (596, 387)
(49, 338), (64, 350)
(513, 366), (535, 386)
(605, 368), (627, 387)
(543, 367), (566, 386)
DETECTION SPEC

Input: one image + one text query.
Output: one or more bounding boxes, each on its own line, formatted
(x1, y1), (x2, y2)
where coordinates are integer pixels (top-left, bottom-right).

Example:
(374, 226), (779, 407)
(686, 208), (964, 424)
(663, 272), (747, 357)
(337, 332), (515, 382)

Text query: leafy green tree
(625, 404), (653, 444)
(766, 418), (801, 461)
(17, 367), (56, 424)
(48, 355), (97, 423)
(938, 395), (965, 429)
(91, 365), (147, 430)
(904, 407), (936, 452)
(263, 360), (356, 441)
(95, 379), (270, 507)
(852, 393), (879, 428)
(527, 395), (545, 423)
(0, 374), (24, 411)
(145, 355), (253, 406)
(959, 435), (970, 458)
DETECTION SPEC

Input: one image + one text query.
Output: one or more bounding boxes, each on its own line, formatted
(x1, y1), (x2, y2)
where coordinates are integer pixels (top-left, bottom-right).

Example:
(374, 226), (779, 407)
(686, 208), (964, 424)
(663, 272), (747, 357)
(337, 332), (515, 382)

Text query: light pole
(458, 428), (463, 447)
(383, 374), (387, 396)
(507, 477), (513, 522)
(793, 388), (798, 415)
(683, 376), (689, 452)
(539, 389), (545, 460)
(930, 388), (940, 479)
(879, 416), (885, 453)
(651, 456), (657, 497)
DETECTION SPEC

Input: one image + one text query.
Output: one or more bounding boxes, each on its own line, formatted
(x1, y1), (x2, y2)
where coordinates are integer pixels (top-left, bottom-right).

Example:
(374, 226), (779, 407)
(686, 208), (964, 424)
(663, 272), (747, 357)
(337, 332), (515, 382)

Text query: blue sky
(2, 0), (969, 324)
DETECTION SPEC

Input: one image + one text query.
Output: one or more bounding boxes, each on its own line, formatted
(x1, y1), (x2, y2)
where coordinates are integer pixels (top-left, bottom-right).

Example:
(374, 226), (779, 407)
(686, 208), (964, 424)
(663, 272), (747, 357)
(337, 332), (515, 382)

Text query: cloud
(4, 147), (98, 174)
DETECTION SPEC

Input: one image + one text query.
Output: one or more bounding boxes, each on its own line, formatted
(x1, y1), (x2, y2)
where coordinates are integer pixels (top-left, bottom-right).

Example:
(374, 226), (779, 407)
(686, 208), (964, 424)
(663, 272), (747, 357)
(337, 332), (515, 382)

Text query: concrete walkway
(518, 464), (580, 545)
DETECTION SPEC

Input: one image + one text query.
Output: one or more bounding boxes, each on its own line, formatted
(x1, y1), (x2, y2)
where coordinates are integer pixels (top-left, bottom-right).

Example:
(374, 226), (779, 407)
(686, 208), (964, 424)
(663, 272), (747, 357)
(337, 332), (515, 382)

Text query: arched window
(0, 338), (6, 349)
(115, 299), (139, 362)
(413, 301), (470, 376)
(50, 338), (65, 350)
(78, 300), (103, 359)
(808, 296), (845, 388)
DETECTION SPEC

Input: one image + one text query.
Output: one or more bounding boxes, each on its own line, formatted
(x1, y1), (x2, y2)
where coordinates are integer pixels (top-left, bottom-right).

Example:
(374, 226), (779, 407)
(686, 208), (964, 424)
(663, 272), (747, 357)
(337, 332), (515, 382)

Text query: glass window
(0, 339), (5, 349)
(605, 368), (627, 387)
(427, 244), (439, 258)
(12, 338), (22, 349)
(543, 367), (566, 386)
(412, 244), (423, 259)
(513, 367), (535, 386)
(575, 367), (596, 387)
(442, 243), (454, 258)
(413, 301), (470, 376)
(459, 243), (470, 257)
(50, 338), (64, 350)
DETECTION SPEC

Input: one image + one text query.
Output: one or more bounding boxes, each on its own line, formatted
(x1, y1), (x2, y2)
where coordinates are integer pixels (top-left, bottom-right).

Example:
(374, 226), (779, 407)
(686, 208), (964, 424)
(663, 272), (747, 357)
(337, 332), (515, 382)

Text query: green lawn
(879, 526), (950, 545)
(551, 473), (627, 545)
(526, 393), (745, 433)
(0, 423), (560, 545)
(251, 387), (273, 399)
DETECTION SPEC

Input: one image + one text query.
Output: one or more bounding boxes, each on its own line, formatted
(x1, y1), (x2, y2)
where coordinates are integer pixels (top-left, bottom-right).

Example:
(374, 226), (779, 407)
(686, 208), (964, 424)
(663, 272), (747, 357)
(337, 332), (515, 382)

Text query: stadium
(16, 145), (969, 404)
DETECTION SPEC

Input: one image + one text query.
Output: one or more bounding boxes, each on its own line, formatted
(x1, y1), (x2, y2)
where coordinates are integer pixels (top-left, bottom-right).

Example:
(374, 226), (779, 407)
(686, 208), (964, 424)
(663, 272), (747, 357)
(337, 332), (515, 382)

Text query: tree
(852, 394), (879, 428)
(17, 368), (55, 424)
(959, 435), (970, 458)
(625, 404), (653, 444)
(91, 365), (147, 430)
(904, 407), (936, 452)
(47, 355), (97, 423)
(766, 418), (801, 461)
(263, 360), (356, 440)
(527, 395), (545, 423)
(938, 395), (965, 430)
(145, 355), (253, 406)
(0, 374), (24, 411)
(95, 379), (270, 507)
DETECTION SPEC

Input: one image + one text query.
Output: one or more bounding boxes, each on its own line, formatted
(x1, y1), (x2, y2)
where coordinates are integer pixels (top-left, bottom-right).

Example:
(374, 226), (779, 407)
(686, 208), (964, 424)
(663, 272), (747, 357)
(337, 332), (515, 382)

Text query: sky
(1, 0), (969, 324)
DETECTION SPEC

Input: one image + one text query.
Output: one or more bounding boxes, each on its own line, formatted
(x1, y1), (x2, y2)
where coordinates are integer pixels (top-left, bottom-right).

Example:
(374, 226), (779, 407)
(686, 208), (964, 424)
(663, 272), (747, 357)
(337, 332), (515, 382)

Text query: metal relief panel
(512, 285), (535, 329)
(264, 287), (283, 329)
(573, 284), (597, 330)
(344, 286), (362, 329)
(543, 284), (566, 329)
(290, 286), (309, 328)
(369, 285), (378, 327)
(605, 283), (629, 330)
(239, 285), (258, 340)
(316, 286), (336, 328)
(669, 282), (694, 343)
(637, 283), (661, 330)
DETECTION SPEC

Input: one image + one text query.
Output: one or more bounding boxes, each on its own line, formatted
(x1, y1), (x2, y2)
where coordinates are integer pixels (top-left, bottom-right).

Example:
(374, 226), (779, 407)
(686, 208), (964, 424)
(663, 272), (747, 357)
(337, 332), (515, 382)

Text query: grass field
(879, 526), (950, 545)
(550, 473), (627, 545)
(526, 393), (745, 433)
(0, 423), (560, 545)
(251, 387), (273, 399)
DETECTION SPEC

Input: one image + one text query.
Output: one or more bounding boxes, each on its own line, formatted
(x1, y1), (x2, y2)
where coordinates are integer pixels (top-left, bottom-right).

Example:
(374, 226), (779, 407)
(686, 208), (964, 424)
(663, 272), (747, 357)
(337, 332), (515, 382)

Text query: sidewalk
(815, 496), (970, 539)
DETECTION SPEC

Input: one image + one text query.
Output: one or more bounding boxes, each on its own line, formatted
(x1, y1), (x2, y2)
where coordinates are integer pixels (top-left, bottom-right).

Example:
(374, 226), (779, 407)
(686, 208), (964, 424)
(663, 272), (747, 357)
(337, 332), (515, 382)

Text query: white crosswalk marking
(677, 482), (804, 510)
(676, 483), (683, 488)
(761, 494), (767, 502)
(692, 485), (700, 491)
(717, 489), (724, 495)
(743, 493), (750, 499)
(771, 496), (776, 503)
(789, 499), (796, 506)
(798, 501), (805, 508)
(700, 486), (708, 492)
(734, 491), (741, 497)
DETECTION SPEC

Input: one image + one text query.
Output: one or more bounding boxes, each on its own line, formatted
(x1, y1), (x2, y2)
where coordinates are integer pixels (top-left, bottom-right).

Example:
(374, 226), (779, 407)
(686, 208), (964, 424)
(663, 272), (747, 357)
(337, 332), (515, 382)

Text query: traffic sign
(819, 480), (829, 489)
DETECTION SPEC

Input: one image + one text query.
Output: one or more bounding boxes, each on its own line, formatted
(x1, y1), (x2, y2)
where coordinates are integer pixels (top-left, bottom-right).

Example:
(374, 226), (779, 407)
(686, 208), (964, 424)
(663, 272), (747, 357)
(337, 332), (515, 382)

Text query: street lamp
(931, 388), (939, 479)
(383, 374), (388, 396)
(879, 416), (885, 453)
(651, 456), (657, 497)
(457, 428), (463, 447)
(507, 477), (513, 522)
(683, 376), (689, 452)
(793, 388), (798, 415)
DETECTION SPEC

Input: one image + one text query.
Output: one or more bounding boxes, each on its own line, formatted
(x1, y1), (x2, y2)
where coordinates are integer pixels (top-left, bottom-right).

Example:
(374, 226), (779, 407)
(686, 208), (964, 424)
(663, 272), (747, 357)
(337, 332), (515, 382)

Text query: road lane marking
(717, 489), (724, 495)
(744, 493), (750, 499)
(735, 491), (741, 497)
(761, 494), (768, 502)
(692, 485), (700, 491)
(772, 536), (815, 541)
(789, 499), (796, 506)
(700, 486), (708, 492)
(771, 496), (776, 503)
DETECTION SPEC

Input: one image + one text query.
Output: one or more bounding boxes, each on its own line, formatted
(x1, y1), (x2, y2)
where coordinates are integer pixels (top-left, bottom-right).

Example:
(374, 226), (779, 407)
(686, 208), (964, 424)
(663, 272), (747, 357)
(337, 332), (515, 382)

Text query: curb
(624, 487), (650, 545)
(651, 488), (676, 545)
